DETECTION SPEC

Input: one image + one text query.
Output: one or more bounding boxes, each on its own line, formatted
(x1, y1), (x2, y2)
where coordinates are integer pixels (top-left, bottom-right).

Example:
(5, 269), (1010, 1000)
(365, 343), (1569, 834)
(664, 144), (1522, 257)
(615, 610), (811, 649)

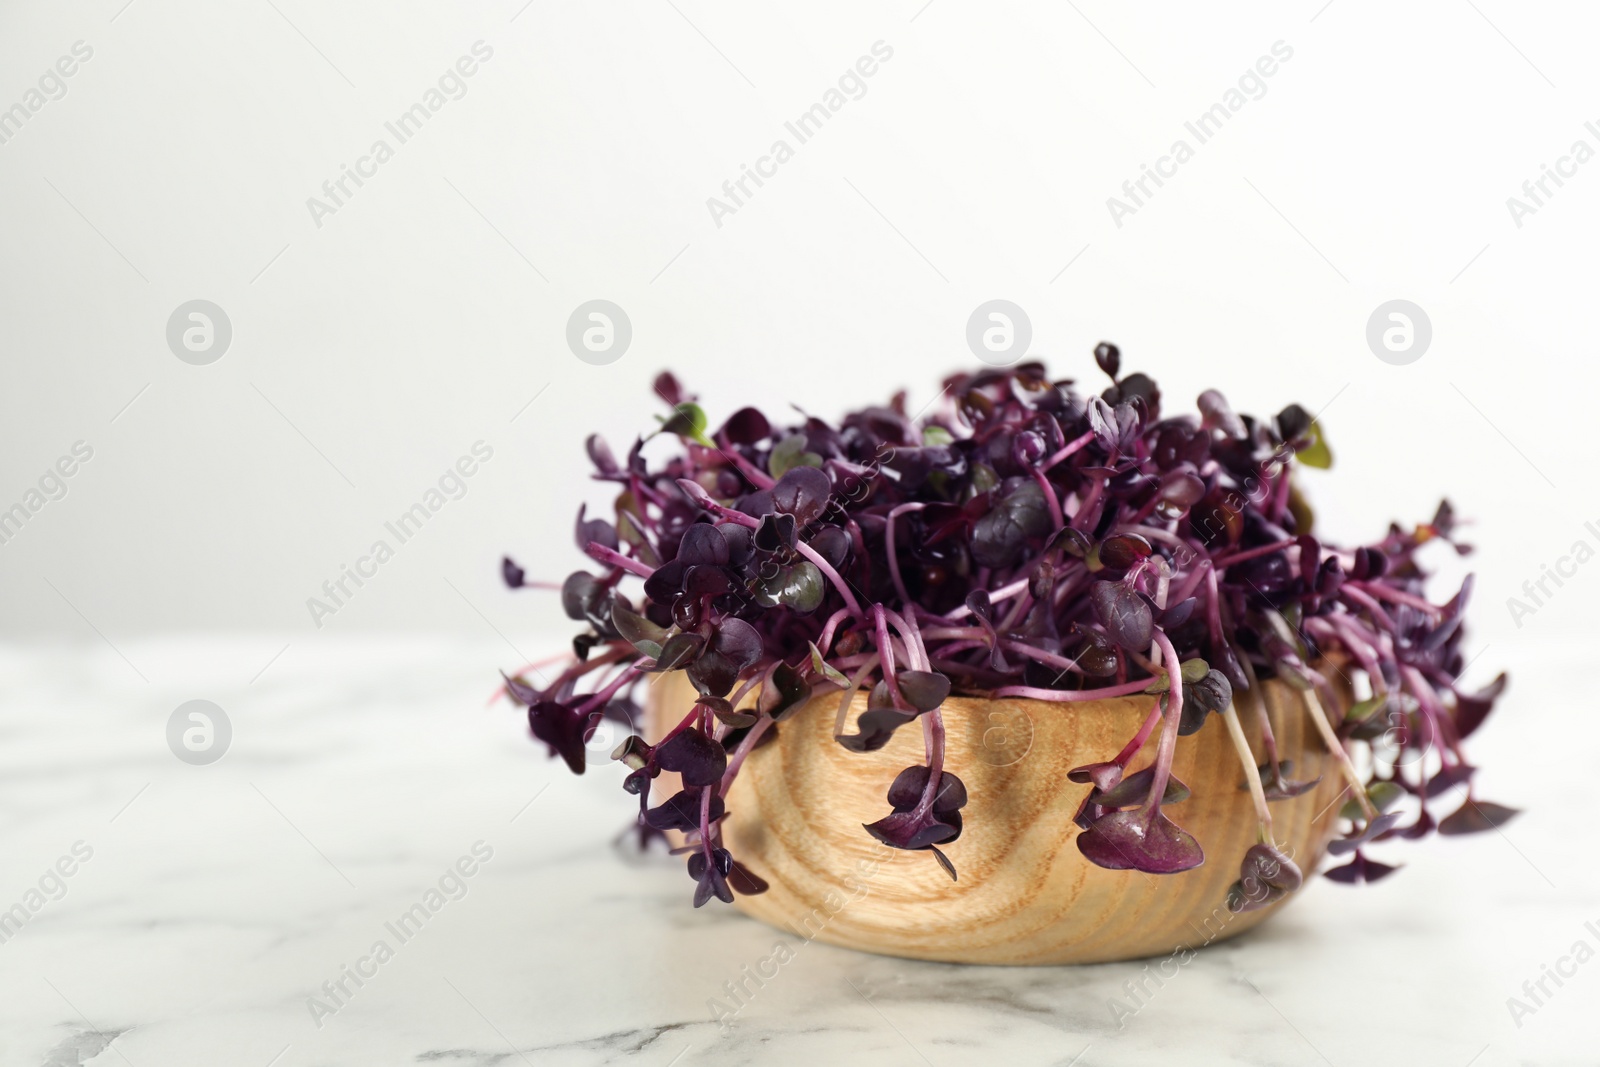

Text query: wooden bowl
(645, 672), (1347, 965)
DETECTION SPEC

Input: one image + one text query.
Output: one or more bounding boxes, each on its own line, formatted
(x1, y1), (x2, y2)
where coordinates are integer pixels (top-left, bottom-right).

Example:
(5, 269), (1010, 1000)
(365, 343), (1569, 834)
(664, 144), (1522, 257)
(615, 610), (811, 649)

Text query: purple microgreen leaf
(1324, 850), (1401, 884)
(1093, 341), (1121, 379)
(652, 632), (705, 673)
(1090, 767), (1191, 809)
(1089, 580), (1154, 652)
(1225, 842), (1303, 913)
(655, 727), (727, 787)
(727, 858), (770, 895)
(1076, 808), (1205, 874)
(863, 807), (962, 850)
(1327, 811), (1404, 856)
(611, 599), (667, 656)
(527, 700), (595, 775)
(885, 766), (968, 813)
(753, 559), (825, 613)
(770, 466), (832, 525)
(646, 788), (725, 831)
(1096, 533), (1153, 571)
(1437, 800), (1520, 836)
(1067, 760), (1125, 793)
(757, 662), (812, 722)
(836, 707), (917, 753)
(1424, 764), (1476, 798)
(611, 735), (652, 770)
(501, 355), (1511, 909)
(718, 406), (772, 445)
(895, 670), (951, 713)
(972, 482), (1052, 568)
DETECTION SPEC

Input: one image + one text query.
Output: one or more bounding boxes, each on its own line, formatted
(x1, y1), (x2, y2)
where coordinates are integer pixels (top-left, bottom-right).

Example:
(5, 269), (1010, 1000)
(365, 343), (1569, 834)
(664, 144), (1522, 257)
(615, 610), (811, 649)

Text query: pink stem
(718, 440), (776, 489)
(1112, 699), (1164, 767)
(941, 577), (1028, 618)
(993, 677), (1157, 701)
(813, 608), (852, 658)
(1213, 538), (1298, 570)
(584, 542), (654, 578)
(1347, 580), (1444, 617)
(1340, 585), (1397, 631)
(873, 605), (906, 708)
(885, 503), (926, 608)
(1031, 469), (1064, 531)
(719, 715), (775, 791)
(1041, 429), (1096, 472)
(575, 662), (644, 714)
(1141, 631), (1183, 814)
(794, 539), (864, 619)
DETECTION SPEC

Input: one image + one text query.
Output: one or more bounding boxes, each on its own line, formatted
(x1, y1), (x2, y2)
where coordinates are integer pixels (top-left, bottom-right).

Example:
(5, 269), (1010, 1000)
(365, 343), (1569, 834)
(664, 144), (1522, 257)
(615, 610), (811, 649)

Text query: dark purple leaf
(770, 466), (832, 525)
(1178, 669), (1232, 736)
(1090, 767), (1191, 808)
(1327, 811), (1404, 856)
(655, 727), (727, 787)
(884, 766), (967, 813)
(895, 670), (951, 713)
(863, 807), (961, 850)
(1093, 341), (1120, 379)
(1089, 581), (1153, 652)
(836, 708), (917, 752)
(972, 482), (1051, 568)
(1076, 808), (1205, 874)
(1437, 800), (1520, 836)
(677, 523), (730, 566)
(719, 406), (771, 445)
(576, 504), (618, 553)
(1226, 842), (1302, 912)
(753, 560), (825, 613)
(527, 700), (595, 775)
(646, 788), (724, 831)
(653, 632), (705, 672)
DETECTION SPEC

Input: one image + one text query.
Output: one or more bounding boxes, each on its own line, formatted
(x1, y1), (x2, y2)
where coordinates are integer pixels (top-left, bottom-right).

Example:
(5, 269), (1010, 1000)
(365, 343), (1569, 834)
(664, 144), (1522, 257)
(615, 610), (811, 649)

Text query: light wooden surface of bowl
(645, 671), (1346, 965)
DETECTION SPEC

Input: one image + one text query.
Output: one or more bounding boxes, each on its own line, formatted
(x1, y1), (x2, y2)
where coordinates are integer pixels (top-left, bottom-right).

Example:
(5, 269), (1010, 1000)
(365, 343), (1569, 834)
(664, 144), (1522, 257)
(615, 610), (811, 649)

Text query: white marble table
(0, 633), (1591, 1067)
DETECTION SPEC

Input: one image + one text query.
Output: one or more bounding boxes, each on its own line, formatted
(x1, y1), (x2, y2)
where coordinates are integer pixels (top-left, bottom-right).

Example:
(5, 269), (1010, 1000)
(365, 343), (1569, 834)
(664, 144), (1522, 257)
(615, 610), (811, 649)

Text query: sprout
(497, 348), (1511, 908)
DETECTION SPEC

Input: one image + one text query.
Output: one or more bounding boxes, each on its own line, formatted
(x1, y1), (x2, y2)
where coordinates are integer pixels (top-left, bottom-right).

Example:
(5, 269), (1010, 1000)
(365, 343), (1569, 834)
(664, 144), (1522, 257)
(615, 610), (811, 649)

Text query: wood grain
(646, 671), (1348, 965)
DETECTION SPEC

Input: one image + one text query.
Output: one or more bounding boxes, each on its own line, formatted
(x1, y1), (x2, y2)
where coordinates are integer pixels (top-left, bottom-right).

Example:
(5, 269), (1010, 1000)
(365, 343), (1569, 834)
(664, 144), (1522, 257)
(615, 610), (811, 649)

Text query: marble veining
(0, 635), (1592, 1066)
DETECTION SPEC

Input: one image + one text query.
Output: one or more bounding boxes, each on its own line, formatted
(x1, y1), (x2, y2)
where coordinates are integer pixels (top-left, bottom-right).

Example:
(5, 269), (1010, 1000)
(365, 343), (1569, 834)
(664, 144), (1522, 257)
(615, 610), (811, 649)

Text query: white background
(2, 3), (1598, 1064)
(2, 0), (1596, 646)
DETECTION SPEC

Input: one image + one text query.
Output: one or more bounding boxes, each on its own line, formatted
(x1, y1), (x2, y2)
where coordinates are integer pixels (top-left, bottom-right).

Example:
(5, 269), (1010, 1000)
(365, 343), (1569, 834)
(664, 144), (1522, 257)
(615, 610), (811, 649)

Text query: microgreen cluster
(500, 347), (1511, 910)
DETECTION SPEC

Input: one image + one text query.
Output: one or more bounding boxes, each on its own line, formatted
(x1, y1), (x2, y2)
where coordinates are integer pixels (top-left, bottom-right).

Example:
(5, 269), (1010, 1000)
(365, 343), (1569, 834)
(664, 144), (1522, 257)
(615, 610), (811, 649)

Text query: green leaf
(1344, 695), (1386, 724)
(1146, 658), (1212, 693)
(653, 632), (705, 672)
(616, 510), (660, 566)
(768, 433), (822, 478)
(1296, 418), (1333, 469)
(658, 402), (713, 446)
(612, 599), (667, 655)
(809, 641), (849, 687)
(1368, 780), (1406, 812)
(1341, 780), (1406, 820)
